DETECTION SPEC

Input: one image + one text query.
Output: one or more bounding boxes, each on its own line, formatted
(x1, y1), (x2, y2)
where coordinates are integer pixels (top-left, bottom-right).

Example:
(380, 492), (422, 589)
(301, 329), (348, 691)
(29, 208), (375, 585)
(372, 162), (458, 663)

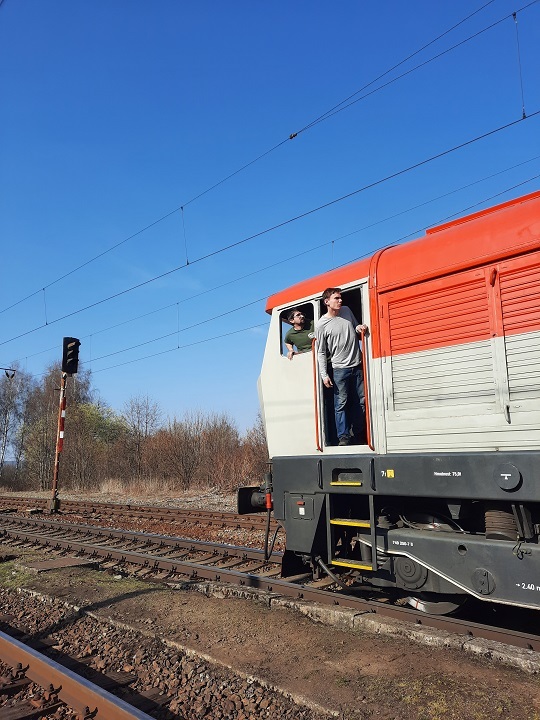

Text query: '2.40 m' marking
(516, 582), (540, 591)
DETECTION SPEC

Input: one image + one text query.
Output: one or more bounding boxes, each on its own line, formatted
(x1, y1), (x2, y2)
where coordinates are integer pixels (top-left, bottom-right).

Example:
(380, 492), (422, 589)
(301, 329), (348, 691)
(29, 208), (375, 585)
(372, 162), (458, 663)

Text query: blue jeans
(332, 365), (366, 441)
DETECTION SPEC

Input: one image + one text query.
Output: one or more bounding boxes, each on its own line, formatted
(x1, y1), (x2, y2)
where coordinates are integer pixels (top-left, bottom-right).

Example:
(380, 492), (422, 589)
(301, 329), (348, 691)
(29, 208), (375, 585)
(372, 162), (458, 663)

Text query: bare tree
(21, 364), (93, 490)
(64, 402), (125, 490)
(1, 360), (268, 495)
(198, 413), (241, 489)
(239, 412), (268, 485)
(0, 365), (34, 483)
(163, 411), (206, 490)
(147, 411), (266, 492)
(122, 394), (162, 481)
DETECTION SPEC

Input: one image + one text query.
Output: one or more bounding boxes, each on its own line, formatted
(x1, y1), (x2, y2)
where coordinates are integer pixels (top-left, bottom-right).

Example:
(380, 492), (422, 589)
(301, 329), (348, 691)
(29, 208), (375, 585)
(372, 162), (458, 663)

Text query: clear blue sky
(1, 1), (539, 432)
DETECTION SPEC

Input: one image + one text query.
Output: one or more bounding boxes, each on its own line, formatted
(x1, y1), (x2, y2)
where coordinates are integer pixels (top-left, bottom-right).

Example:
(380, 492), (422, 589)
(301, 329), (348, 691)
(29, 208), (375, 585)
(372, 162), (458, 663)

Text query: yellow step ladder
(329, 495), (377, 572)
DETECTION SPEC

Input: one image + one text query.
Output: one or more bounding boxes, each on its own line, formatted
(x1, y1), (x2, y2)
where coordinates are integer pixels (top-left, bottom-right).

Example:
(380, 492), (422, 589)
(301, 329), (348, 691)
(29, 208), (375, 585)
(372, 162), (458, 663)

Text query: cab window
(318, 286), (363, 325)
(280, 303), (315, 357)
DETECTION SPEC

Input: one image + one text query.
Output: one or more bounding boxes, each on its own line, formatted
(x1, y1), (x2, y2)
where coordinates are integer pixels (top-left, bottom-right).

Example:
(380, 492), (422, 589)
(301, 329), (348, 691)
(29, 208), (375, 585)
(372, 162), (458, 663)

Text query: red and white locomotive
(240, 190), (540, 613)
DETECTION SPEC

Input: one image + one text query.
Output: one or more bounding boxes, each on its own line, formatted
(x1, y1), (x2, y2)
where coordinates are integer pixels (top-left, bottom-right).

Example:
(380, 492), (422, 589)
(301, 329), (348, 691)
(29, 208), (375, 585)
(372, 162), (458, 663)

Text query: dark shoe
(338, 436), (350, 446)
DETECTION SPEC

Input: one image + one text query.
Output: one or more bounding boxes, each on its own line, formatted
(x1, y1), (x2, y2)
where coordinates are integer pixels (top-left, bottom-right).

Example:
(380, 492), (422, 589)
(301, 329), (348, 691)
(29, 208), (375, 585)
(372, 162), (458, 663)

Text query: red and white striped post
(50, 372), (67, 513)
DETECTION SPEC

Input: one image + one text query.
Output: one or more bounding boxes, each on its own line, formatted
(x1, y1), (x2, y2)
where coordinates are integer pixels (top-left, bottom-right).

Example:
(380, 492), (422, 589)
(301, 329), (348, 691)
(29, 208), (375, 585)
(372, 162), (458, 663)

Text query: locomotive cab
(260, 282), (374, 458)
(241, 191), (540, 614)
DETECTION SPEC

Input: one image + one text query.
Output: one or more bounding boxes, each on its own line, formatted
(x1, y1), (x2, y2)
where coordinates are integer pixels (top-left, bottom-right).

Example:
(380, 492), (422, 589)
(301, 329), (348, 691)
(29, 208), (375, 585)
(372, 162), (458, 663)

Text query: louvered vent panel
(500, 262), (540, 401)
(391, 342), (496, 410)
(387, 278), (491, 355)
(387, 275), (495, 411)
(500, 265), (540, 334)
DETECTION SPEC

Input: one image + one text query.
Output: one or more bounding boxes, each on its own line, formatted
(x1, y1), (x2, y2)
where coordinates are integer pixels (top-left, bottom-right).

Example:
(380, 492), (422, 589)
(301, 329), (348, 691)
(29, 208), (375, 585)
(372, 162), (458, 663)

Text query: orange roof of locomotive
(265, 190), (540, 313)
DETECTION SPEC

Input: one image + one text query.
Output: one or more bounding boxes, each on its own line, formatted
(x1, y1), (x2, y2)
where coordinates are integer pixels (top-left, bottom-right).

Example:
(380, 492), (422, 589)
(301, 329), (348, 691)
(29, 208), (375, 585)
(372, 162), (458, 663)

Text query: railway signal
(61, 337), (81, 375)
(51, 337), (80, 512)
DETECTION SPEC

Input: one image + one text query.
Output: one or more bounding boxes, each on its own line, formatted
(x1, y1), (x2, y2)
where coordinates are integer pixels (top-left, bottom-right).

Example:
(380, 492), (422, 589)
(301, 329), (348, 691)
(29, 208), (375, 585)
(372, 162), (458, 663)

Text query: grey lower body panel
(271, 450), (540, 609)
(382, 527), (540, 608)
(272, 450), (540, 502)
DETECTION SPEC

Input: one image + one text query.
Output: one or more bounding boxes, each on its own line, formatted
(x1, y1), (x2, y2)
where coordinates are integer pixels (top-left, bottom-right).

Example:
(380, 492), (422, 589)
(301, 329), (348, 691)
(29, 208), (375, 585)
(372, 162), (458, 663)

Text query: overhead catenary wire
(0, 205), (185, 316)
(3, 0), (533, 318)
(2, 108), (539, 350)
(429, 176), (540, 223)
(42, 289), (48, 325)
(292, 0), (498, 133)
(87, 296), (268, 364)
(9, 155), (540, 362)
(90, 323), (270, 375)
(295, 1), (539, 132)
(20, 171), (538, 378)
(181, 206), (190, 265)
(153, 0), (519, 202)
(513, 12), (527, 118)
(83, 182), (540, 376)
(340, 173), (540, 270)
(67, 155), (540, 334)
(93, 174), (540, 369)
(10, 242), (334, 363)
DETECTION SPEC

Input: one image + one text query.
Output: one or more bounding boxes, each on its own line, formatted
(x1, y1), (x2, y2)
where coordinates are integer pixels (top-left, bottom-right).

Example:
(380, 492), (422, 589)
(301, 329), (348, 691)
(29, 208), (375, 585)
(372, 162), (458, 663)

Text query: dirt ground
(1, 543), (539, 720)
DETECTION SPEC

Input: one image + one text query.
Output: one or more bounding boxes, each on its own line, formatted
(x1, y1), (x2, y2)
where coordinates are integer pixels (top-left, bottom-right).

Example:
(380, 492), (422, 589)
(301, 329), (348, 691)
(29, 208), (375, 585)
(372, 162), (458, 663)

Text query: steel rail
(1, 516), (539, 652)
(0, 629), (153, 719)
(1, 525), (284, 582)
(0, 515), (283, 562)
(0, 495), (274, 529)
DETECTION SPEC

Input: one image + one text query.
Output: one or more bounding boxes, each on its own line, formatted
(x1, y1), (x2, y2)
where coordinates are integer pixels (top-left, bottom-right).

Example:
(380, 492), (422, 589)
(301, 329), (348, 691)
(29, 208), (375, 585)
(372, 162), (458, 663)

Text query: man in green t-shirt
(284, 308), (315, 360)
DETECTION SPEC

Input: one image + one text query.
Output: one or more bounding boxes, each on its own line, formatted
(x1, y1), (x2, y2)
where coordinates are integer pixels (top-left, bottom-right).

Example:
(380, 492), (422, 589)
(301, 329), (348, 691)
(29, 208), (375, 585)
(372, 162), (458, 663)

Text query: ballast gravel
(2, 492), (540, 719)
(0, 587), (326, 720)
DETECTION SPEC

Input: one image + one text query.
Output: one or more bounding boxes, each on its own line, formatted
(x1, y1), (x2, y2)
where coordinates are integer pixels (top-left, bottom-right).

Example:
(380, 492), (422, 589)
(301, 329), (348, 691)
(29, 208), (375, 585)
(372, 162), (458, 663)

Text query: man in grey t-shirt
(316, 287), (367, 446)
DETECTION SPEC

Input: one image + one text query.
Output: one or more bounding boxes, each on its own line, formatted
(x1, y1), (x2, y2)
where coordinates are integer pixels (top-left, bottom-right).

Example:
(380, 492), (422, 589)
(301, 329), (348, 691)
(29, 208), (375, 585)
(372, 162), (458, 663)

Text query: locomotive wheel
(406, 593), (467, 615)
(398, 510), (468, 614)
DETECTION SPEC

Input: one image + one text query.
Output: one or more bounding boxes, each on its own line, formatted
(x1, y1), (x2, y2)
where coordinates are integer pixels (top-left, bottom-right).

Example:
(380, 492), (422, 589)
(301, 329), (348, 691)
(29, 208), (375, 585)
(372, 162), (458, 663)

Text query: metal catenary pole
(50, 372), (67, 513)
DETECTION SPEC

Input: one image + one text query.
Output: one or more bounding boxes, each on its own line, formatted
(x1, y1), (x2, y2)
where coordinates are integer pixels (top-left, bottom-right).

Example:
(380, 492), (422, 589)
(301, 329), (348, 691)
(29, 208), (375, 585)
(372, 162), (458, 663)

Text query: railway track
(0, 514), (284, 581)
(1, 513), (539, 655)
(0, 627), (155, 719)
(0, 591), (318, 720)
(0, 495), (274, 531)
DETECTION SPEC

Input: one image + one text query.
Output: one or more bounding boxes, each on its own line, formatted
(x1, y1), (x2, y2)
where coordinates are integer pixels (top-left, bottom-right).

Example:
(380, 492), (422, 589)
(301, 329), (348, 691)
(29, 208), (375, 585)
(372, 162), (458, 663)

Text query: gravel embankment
(0, 588), (328, 720)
